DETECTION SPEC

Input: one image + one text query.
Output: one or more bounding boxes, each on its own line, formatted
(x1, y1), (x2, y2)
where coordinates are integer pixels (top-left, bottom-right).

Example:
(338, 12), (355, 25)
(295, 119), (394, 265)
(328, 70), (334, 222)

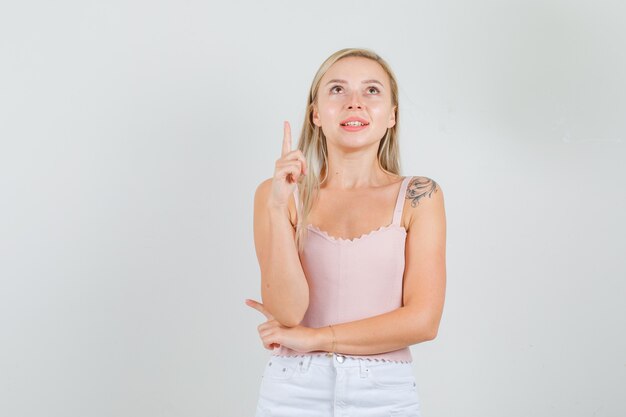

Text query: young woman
(246, 47), (446, 417)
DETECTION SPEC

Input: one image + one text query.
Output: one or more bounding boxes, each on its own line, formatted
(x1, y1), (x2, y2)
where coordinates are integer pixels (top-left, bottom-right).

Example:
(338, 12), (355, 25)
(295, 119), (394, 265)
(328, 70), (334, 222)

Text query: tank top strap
(392, 176), (412, 226)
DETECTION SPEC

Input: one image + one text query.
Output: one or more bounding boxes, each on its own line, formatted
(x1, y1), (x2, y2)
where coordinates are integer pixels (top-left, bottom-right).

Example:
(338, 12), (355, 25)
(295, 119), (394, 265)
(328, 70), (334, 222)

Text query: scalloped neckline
(306, 223), (406, 244)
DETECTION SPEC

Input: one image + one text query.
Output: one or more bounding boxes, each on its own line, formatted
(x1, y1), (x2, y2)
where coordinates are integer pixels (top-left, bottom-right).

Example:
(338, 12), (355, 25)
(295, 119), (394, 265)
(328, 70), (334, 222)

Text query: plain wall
(0, 1), (624, 416)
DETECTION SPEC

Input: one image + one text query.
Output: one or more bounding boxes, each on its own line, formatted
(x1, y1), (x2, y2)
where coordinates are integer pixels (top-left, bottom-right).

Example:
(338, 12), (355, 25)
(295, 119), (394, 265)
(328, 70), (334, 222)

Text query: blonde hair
(294, 48), (402, 253)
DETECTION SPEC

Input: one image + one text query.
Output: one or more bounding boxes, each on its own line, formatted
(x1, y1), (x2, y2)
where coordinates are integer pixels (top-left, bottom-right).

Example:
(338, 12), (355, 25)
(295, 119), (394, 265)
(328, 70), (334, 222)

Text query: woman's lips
(340, 123), (369, 132)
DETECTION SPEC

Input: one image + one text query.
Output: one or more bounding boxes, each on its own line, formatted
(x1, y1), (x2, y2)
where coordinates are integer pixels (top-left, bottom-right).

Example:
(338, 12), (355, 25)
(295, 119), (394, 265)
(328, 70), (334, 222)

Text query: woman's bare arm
(253, 178), (309, 327)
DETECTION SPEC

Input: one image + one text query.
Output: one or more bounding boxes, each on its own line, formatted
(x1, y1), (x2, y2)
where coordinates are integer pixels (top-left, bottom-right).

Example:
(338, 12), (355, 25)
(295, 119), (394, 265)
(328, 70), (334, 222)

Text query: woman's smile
(340, 122), (370, 132)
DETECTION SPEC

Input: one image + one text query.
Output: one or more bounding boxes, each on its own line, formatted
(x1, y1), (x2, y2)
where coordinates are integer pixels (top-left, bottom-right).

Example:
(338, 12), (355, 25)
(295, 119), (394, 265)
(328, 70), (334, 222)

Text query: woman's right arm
(253, 178), (309, 327)
(253, 121), (309, 327)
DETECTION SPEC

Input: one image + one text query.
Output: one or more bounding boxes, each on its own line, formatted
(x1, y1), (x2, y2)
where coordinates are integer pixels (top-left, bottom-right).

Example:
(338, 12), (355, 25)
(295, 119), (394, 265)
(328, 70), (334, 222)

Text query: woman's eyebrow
(325, 79), (384, 87)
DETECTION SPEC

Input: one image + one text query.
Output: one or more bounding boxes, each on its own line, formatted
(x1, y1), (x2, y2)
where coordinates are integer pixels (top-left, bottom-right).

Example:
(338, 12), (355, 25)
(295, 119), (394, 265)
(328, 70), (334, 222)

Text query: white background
(1, 1), (624, 416)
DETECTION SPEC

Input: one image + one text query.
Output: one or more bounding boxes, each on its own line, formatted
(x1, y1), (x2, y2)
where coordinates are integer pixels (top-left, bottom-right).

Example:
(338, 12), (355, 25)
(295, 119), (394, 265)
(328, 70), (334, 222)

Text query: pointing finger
(281, 121), (291, 157)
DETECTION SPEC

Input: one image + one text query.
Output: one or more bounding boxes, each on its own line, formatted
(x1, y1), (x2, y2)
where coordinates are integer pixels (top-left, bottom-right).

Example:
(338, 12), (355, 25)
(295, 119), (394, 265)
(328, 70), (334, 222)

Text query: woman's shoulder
(406, 175), (442, 194)
(254, 177), (273, 206)
(406, 175), (443, 208)
(254, 176), (298, 228)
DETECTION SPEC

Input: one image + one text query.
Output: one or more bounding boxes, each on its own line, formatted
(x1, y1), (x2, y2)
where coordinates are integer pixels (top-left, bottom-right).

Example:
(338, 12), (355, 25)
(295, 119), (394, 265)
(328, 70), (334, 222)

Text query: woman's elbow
(262, 296), (308, 327)
(273, 308), (307, 328)
(427, 327), (438, 341)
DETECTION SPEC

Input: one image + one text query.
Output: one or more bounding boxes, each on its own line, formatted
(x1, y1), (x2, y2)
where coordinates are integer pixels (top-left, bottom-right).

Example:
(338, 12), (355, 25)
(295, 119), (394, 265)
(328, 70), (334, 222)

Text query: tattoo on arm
(406, 176), (439, 207)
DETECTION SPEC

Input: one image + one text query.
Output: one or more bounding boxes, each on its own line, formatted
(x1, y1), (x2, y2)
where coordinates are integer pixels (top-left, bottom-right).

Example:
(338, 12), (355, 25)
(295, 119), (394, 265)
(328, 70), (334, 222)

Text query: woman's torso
(274, 175), (415, 363)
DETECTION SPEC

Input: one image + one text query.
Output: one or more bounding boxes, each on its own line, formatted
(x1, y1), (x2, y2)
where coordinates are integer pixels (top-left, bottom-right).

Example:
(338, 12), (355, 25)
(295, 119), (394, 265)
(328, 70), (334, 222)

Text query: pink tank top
(272, 176), (414, 363)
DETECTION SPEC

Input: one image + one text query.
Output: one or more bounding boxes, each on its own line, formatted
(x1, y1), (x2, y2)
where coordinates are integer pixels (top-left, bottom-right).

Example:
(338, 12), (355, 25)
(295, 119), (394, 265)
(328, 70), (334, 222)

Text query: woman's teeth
(341, 121), (367, 126)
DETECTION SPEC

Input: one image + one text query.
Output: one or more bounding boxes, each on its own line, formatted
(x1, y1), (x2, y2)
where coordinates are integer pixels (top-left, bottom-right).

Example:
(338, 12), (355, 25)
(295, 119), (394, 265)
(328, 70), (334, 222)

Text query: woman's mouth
(340, 121), (369, 132)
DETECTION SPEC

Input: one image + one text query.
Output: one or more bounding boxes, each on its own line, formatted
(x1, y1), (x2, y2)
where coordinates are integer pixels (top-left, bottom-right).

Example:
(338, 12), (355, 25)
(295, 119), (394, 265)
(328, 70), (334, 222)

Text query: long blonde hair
(294, 48), (402, 253)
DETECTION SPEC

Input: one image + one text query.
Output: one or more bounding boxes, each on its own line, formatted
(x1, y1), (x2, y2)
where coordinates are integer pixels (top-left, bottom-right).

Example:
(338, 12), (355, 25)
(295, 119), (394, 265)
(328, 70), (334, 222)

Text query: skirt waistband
(270, 353), (412, 370)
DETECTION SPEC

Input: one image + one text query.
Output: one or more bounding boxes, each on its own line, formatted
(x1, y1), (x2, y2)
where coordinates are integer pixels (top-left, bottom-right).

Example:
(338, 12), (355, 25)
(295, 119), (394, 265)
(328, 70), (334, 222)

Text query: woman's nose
(346, 92), (362, 109)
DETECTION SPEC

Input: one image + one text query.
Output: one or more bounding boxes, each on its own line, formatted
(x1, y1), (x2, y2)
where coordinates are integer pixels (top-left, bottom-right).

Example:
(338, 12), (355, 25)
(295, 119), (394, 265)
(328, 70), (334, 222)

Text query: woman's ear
(312, 105), (321, 127)
(388, 105), (397, 128)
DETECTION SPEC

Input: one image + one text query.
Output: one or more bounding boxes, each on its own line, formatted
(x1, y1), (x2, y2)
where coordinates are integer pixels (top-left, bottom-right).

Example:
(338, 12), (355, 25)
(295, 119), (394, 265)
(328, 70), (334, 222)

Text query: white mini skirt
(254, 353), (423, 417)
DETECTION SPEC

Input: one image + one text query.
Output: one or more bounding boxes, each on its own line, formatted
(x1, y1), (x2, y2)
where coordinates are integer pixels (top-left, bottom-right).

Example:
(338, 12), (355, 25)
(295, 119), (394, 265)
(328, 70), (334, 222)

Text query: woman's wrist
(314, 325), (336, 352)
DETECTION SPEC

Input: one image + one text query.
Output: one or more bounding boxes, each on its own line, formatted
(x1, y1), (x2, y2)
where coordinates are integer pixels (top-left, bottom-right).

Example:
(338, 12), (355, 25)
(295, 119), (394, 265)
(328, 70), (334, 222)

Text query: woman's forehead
(323, 57), (389, 85)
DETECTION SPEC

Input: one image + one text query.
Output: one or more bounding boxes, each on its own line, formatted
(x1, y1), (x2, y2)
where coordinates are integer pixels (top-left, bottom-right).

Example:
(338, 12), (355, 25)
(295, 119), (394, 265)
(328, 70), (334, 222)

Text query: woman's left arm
(312, 180), (447, 355)
(248, 179), (446, 355)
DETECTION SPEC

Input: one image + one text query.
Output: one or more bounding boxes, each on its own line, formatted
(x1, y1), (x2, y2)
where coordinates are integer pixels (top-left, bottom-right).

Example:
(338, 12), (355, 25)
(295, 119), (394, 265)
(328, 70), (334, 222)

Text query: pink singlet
(273, 175), (415, 363)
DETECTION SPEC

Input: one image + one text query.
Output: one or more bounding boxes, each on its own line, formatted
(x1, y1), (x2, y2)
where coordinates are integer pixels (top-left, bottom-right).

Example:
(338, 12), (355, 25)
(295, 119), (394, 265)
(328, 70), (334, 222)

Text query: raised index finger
(281, 121), (291, 157)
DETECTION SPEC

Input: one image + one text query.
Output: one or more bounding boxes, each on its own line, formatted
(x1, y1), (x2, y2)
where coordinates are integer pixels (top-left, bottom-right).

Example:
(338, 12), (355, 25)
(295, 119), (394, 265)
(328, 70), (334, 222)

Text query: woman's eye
(330, 85), (379, 94)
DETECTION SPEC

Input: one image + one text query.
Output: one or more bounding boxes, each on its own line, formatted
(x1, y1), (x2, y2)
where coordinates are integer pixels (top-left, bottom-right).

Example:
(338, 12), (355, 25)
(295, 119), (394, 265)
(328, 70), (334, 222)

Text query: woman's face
(312, 56), (396, 149)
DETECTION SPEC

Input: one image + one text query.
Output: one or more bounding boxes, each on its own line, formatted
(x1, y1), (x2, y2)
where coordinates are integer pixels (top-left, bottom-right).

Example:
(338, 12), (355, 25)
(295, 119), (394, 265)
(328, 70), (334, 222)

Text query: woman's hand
(245, 298), (317, 353)
(268, 121), (307, 210)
